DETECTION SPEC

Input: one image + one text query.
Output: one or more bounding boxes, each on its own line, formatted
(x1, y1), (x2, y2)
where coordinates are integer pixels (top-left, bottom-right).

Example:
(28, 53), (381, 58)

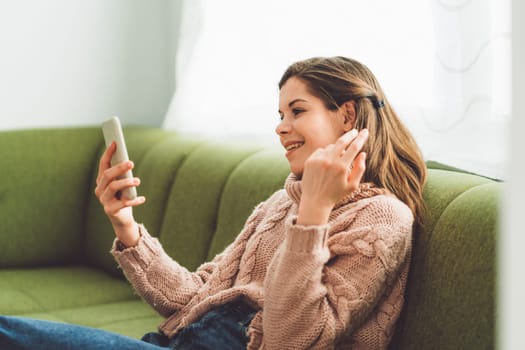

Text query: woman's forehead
(279, 78), (314, 106)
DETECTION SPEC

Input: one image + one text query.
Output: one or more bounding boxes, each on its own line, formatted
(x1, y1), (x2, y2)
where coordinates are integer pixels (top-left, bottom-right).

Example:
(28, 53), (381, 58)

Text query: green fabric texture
(0, 128), (102, 267)
(0, 267), (136, 315)
(419, 168), (491, 232)
(207, 148), (290, 259)
(0, 267), (161, 338)
(0, 127), (500, 346)
(158, 141), (263, 271)
(389, 175), (498, 350)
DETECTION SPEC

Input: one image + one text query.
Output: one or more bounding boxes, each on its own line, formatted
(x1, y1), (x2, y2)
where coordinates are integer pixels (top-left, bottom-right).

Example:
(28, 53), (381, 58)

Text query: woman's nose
(275, 118), (291, 136)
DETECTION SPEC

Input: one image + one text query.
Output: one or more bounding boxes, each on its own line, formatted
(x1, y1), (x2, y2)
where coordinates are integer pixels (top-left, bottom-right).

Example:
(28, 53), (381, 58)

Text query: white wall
(0, 0), (177, 129)
(499, 1), (525, 349)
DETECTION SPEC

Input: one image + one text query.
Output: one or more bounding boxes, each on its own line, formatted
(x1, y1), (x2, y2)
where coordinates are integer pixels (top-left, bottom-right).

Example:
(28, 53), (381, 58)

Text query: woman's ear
(341, 101), (356, 131)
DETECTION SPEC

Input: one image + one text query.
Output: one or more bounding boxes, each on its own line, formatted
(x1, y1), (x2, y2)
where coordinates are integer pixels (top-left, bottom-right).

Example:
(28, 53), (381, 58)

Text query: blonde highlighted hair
(279, 56), (427, 225)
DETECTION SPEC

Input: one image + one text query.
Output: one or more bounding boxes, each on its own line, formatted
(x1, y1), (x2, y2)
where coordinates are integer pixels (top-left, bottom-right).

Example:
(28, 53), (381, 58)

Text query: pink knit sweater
(112, 174), (414, 349)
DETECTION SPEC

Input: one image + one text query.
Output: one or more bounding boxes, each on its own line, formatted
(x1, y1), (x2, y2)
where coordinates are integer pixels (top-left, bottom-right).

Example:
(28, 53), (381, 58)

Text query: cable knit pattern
(112, 175), (414, 349)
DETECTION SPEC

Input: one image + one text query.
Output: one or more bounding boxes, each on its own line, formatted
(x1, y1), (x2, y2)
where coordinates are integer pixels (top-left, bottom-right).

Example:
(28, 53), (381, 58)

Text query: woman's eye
(278, 109), (304, 121)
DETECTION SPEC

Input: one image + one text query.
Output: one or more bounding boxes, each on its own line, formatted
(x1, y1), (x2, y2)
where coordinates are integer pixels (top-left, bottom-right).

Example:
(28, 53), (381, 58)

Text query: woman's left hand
(296, 129), (369, 226)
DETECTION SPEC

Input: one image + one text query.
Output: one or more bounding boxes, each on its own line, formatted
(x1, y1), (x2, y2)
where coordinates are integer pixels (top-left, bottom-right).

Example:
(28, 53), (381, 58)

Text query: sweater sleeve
(111, 202), (267, 318)
(262, 197), (413, 349)
(111, 225), (207, 317)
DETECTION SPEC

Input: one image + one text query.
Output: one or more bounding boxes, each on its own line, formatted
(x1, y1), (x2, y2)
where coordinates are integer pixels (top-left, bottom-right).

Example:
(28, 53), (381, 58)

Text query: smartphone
(101, 116), (137, 200)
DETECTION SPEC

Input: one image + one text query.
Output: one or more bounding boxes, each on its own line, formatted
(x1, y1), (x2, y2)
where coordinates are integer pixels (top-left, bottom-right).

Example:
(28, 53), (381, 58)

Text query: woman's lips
(285, 141), (304, 157)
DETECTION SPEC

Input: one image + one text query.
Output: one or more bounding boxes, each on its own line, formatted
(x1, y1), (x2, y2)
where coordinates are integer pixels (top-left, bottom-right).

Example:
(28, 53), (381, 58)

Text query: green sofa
(0, 127), (498, 349)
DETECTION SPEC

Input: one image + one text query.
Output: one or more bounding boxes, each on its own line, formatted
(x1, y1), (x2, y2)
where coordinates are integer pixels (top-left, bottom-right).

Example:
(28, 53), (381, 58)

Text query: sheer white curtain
(421, 0), (511, 179)
(163, 0), (510, 179)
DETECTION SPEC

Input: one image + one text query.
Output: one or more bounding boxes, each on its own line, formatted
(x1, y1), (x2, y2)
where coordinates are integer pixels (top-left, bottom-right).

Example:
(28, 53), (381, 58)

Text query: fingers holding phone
(101, 117), (137, 200)
(94, 142), (145, 225)
(95, 117), (145, 247)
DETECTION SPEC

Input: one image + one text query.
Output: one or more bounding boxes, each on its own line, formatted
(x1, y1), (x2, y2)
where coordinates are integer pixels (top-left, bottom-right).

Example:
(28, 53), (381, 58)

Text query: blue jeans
(0, 300), (257, 350)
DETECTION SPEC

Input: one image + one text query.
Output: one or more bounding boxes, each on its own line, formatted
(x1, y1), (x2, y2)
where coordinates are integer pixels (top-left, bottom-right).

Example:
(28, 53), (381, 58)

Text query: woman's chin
(289, 164), (304, 178)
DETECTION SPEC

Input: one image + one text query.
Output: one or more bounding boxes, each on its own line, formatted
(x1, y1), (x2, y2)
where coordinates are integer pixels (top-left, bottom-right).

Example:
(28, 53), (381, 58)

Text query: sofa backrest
(389, 169), (498, 349)
(0, 128), (102, 267)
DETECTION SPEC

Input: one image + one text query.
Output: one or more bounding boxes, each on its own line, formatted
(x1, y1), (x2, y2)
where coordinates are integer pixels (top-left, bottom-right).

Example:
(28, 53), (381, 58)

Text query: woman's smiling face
(276, 77), (353, 176)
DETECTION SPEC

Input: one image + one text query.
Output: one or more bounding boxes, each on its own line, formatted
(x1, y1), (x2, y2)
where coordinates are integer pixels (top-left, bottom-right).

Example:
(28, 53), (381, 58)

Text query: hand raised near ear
(297, 129), (368, 226)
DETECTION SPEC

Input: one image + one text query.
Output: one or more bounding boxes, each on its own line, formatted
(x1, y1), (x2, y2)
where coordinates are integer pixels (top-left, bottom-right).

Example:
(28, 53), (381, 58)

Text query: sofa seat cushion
(0, 266), (163, 339)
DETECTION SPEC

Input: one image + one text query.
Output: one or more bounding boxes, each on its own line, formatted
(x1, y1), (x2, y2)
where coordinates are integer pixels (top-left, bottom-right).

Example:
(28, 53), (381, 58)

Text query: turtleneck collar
(284, 173), (387, 209)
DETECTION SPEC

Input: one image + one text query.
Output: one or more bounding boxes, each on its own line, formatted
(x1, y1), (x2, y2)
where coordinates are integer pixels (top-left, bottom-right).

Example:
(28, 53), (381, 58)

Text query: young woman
(0, 56), (426, 349)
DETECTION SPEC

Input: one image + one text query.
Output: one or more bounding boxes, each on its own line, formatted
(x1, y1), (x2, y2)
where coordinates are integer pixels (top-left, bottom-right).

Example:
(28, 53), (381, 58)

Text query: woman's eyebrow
(278, 98), (308, 115)
(288, 98), (308, 108)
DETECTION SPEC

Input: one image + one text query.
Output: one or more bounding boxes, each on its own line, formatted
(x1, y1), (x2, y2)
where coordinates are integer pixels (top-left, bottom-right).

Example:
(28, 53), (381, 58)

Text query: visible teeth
(286, 142), (303, 151)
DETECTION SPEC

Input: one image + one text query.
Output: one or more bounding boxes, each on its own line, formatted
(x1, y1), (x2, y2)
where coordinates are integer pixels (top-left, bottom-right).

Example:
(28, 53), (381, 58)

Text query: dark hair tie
(373, 99), (385, 109)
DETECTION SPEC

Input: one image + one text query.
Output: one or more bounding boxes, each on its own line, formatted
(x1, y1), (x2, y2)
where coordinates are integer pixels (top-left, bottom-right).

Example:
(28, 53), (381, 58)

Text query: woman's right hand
(94, 141), (146, 247)
(297, 129), (368, 226)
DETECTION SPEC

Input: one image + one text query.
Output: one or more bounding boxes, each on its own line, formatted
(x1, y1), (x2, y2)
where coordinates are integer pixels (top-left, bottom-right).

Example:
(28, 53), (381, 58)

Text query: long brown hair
(279, 56), (427, 226)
